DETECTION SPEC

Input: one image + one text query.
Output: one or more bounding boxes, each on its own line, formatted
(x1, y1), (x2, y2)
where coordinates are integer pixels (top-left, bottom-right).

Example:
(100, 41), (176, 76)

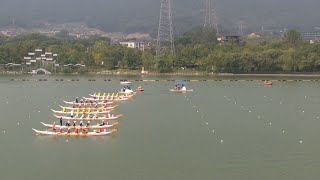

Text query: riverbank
(3, 69), (320, 78)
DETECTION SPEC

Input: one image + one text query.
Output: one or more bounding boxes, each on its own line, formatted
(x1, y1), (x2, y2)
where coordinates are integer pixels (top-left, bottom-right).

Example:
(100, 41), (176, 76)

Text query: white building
(119, 41), (146, 51)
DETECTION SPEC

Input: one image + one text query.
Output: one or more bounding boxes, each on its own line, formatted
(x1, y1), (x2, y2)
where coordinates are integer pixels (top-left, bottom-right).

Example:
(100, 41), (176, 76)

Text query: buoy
(206, 122), (209, 125)
(269, 122), (272, 125)
(17, 123), (20, 125)
(249, 110), (252, 113)
(66, 140), (69, 142)
(212, 130), (215, 133)
(220, 140), (224, 143)
(300, 140), (303, 144)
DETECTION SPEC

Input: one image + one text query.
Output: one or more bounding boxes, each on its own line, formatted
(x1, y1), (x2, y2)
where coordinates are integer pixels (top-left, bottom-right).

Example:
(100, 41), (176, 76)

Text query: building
(301, 32), (320, 41)
(217, 35), (242, 44)
(23, 49), (58, 70)
(119, 41), (151, 51)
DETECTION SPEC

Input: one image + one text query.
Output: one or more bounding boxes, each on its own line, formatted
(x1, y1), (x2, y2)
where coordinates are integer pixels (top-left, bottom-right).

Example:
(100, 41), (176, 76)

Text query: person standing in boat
(75, 97), (79, 103)
(59, 117), (63, 126)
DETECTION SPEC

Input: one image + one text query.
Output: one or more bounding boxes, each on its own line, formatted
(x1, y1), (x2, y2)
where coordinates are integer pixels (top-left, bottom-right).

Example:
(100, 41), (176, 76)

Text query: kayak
(59, 105), (118, 111)
(51, 109), (113, 115)
(170, 89), (194, 92)
(40, 122), (119, 129)
(53, 114), (123, 121)
(89, 94), (134, 99)
(83, 97), (129, 102)
(63, 100), (114, 105)
(32, 128), (117, 136)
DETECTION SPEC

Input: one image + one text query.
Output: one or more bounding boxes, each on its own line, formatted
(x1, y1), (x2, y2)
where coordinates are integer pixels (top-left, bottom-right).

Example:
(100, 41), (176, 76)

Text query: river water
(1, 75), (320, 180)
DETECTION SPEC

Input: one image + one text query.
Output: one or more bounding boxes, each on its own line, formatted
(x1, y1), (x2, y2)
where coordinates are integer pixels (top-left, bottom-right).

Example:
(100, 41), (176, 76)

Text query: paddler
(86, 121), (91, 127)
(59, 117), (63, 126)
(74, 128), (79, 134)
(76, 109), (80, 114)
(59, 127), (63, 133)
(73, 121), (76, 127)
(67, 128), (71, 134)
(81, 127), (87, 134)
(62, 108), (66, 112)
(66, 121), (71, 127)
(52, 122), (56, 132)
(71, 110), (74, 118)
(80, 121), (83, 127)
(100, 121), (106, 126)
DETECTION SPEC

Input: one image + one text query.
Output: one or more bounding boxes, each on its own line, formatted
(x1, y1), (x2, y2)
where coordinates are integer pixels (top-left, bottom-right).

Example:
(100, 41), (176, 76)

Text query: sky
(0, 0), (319, 33)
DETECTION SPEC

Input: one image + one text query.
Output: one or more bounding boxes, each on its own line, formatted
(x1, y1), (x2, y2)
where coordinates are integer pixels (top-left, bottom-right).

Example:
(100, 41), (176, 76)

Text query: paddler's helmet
(68, 121), (70, 123)
(74, 121), (76, 123)
(80, 121), (83, 123)
(88, 121), (91, 124)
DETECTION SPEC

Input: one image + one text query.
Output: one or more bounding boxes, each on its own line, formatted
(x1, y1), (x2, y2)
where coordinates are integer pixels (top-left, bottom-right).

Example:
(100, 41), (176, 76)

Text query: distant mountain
(0, 0), (319, 36)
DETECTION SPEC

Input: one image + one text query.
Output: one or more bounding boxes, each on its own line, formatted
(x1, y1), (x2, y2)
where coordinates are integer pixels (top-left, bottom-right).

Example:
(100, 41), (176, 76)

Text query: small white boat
(32, 128), (117, 136)
(170, 82), (193, 92)
(40, 122), (119, 129)
(120, 81), (132, 85)
(170, 89), (194, 92)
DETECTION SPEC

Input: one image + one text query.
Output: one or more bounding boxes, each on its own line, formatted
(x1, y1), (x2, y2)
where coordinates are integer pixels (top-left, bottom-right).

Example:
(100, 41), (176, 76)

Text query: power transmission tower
(204, 0), (219, 35)
(156, 0), (175, 57)
(237, 21), (245, 35)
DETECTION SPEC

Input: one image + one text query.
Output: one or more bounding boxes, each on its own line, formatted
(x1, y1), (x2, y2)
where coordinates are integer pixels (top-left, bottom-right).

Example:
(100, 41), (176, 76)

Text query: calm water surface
(1, 75), (320, 180)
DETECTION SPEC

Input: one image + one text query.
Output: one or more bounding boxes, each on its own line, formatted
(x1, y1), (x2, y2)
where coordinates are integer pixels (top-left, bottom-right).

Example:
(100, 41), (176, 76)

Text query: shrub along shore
(0, 28), (320, 75)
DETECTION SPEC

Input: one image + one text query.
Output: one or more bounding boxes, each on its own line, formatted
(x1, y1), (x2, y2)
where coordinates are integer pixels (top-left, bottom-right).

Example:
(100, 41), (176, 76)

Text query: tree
(284, 30), (302, 45)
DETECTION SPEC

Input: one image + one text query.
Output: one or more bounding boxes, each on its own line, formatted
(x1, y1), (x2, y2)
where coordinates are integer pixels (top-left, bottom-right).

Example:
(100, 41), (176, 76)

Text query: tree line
(0, 28), (320, 73)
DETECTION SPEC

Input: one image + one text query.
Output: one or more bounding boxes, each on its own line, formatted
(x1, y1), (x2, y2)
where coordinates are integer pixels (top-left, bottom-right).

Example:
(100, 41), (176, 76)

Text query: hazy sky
(0, 0), (319, 32)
